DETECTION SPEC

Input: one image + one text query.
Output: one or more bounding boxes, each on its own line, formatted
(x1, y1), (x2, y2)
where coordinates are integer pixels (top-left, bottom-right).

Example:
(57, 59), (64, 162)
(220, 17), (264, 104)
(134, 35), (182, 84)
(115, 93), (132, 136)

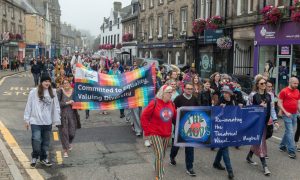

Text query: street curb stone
(0, 137), (23, 180)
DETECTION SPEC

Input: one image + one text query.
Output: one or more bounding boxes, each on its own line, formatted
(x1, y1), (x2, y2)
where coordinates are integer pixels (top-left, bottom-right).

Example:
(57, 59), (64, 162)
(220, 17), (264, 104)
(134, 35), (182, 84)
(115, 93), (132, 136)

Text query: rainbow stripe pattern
(73, 63), (156, 110)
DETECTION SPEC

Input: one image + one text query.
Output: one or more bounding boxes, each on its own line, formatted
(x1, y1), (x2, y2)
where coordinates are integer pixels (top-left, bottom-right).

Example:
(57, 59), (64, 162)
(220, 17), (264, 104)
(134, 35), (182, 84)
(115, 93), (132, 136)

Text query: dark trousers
(120, 109), (124, 115)
(31, 125), (52, 160)
(33, 73), (40, 86)
(294, 116), (300, 142)
(170, 138), (194, 170)
(214, 147), (233, 173)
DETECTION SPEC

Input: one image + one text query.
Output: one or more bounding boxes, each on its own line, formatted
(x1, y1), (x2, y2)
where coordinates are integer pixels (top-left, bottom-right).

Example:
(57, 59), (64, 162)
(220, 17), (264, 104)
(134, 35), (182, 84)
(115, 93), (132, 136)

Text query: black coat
(31, 64), (41, 74)
(198, 90), (212, 106)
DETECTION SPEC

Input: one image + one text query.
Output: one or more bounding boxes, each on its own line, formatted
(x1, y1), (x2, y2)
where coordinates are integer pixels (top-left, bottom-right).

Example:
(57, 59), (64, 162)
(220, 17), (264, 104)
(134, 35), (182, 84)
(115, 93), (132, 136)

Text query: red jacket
(141, 98), (176, 137)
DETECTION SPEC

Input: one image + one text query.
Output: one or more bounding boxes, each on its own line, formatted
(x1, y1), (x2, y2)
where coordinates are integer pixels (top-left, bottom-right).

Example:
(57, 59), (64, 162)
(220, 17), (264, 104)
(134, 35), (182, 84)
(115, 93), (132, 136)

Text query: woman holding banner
(141, 85), (176, 180)
(57, 79), (81, 158)
(213, 85), (236, 180)
(246, 75), (271, 176)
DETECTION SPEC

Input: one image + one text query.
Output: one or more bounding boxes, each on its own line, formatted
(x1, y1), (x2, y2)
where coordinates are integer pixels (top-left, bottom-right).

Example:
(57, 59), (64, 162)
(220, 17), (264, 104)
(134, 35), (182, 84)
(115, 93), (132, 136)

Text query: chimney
(113, 2), (122, 11)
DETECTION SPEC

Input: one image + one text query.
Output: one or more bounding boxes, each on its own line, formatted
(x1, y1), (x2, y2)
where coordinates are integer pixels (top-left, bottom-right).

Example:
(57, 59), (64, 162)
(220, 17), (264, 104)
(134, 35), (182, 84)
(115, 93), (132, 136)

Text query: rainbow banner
(72, 63), (156, 110)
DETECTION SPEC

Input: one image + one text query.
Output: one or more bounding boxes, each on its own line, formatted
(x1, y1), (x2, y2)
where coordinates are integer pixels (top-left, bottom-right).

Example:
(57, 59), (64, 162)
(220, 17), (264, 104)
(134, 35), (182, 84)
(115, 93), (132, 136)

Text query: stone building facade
(0, 0), (27, 65)
(60, 23), (82, 56)
(138, 0), (195, 65)
(48, 0), (61, 57)
(121, 0), (139, 64)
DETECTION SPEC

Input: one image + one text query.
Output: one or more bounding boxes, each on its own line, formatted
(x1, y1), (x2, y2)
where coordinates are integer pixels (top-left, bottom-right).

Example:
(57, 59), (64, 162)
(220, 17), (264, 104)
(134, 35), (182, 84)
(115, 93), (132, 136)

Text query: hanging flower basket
(207, 16), (223, 30)
(216, 36), (232, 49)
(122, 33), (133, 42)
(16, 34), (23, 40)
(260, 5), (284, 26)
(9, 33), (16, 40)
(290, 0), (300, 23)
(192, 18), (206, 35)
(116, 43), (122, 49)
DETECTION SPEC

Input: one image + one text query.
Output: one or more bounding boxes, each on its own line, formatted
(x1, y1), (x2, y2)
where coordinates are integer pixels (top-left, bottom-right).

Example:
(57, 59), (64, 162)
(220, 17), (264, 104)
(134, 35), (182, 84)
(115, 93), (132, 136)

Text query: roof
(9, 0), (38, 14)
(120, 5), (132, 19)
(101, 4), (132, 29)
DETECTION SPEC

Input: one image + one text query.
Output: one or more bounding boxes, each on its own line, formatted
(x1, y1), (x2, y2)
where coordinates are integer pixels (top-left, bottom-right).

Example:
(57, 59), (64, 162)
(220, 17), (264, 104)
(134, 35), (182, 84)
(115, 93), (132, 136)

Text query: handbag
(74, 110), (81, 129)
(266, 124), (274, 139)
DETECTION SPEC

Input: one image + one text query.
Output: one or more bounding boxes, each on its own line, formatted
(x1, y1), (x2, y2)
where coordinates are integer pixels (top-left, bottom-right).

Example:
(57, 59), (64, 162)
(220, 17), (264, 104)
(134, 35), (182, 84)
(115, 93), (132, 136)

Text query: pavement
(0, 70), (28, 180)
(1, 71), (300, 180)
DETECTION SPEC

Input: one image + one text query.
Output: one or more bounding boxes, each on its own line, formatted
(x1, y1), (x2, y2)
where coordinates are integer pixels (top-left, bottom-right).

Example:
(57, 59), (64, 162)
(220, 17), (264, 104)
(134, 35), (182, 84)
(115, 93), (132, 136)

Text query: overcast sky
(59, 0), (132, 36)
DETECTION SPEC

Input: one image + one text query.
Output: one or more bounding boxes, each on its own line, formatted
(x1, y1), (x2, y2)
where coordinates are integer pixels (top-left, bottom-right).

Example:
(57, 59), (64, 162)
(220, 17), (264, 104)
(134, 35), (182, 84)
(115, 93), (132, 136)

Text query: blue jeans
(31, 125), (52, 160)
(214, 147), (233, 173)
(280, 114), (297, 154)
(170, 138), (194, 170)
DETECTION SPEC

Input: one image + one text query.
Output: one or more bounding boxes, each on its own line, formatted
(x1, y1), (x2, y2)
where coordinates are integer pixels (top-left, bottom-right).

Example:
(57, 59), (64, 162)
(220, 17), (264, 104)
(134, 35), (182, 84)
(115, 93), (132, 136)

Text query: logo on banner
(76, 67), (98, 82)
(180, 112), (211, 142)
(160, 108), (173, 122)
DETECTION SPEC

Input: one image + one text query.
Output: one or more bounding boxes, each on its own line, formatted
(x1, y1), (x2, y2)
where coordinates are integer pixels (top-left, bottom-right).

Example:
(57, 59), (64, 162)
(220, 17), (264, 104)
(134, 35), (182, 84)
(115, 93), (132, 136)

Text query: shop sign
(26, 44), (38, 49)
(279, 45), (291, 55)
(204, 29), (224, 44)
(200, 54), (213, 73)
(255, 22), (300, 44)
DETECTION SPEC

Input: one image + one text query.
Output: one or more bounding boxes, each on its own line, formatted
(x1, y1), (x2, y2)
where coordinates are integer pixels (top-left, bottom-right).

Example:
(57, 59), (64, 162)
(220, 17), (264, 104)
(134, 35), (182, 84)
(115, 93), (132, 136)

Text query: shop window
(292, 45), (300, 80)
(259, 46), (277, 78)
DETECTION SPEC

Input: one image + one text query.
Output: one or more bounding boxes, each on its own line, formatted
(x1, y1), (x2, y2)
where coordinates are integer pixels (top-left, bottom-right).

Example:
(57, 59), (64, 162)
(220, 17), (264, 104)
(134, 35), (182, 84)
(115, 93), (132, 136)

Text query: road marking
(10, 87), (19, 91)
(53, 131), (59, 141)
(56, 151), (63, 165)
(0, 121), (44, 180)
(272, 135), (282, 141)
(2, 92), (12, 96)
(0, 76), (8, 86)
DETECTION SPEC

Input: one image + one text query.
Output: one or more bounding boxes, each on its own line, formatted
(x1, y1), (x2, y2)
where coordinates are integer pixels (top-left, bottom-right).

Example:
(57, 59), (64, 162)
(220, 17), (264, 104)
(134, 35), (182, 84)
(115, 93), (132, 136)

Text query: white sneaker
(264, 166), (271, 176)
(144, 140), (151, 147)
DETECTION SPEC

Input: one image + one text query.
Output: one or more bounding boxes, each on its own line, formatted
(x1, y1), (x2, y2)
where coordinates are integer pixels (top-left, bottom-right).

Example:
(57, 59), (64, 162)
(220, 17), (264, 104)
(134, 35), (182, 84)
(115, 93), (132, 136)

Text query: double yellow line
(53, 131), (63, 165)
(0, 121), (44, 180)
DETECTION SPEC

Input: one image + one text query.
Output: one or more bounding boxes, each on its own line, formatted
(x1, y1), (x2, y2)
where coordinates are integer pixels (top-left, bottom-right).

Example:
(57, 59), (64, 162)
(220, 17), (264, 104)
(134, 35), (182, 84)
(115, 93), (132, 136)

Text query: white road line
(272, 135), (282, 141)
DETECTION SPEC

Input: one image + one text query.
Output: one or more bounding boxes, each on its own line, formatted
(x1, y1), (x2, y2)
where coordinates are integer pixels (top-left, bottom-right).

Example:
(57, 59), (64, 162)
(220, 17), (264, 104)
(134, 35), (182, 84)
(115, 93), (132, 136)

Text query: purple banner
(255, 22), (300, 45)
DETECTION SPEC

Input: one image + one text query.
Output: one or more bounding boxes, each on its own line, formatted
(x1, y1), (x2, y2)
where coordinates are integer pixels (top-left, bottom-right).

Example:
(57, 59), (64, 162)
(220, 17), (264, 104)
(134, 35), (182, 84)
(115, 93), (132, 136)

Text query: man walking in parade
(169, 82), (198, 176)
(278, 77), (300, 159)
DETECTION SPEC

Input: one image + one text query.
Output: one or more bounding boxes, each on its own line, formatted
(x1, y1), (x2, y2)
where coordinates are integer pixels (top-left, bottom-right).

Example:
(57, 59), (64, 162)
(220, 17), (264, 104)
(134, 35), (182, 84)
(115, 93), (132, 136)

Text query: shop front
(138, 40), (192, 65)
(197, 29), (233, 78)
(254, 22), (300, 94)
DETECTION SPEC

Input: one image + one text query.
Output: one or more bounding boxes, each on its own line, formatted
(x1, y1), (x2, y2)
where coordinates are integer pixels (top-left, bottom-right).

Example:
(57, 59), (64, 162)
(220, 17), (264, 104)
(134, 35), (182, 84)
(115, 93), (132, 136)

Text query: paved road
(1, 72), (300, 180)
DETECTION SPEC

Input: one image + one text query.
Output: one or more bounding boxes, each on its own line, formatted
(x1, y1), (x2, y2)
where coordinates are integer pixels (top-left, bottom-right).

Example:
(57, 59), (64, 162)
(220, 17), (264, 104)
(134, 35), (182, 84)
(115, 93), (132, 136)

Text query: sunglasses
(186, 88), (194, 90)
(259, 82), (266, 85)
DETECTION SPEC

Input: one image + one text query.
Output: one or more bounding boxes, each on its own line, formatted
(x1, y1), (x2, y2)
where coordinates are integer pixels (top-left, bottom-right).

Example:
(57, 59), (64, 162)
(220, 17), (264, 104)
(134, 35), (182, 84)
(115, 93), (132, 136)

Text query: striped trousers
(149, 135), (170, 180)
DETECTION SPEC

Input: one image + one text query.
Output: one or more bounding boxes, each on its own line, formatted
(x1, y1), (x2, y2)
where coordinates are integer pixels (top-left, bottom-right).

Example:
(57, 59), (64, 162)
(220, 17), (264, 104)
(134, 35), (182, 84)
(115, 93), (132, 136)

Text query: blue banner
(174, 106), (266, 148)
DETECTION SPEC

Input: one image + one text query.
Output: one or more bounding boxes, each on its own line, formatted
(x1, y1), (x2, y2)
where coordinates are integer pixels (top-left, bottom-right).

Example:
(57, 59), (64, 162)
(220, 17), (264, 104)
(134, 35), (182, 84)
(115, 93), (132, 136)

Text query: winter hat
(40, 74), (52, 83)
(221, 85), (233, 95)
